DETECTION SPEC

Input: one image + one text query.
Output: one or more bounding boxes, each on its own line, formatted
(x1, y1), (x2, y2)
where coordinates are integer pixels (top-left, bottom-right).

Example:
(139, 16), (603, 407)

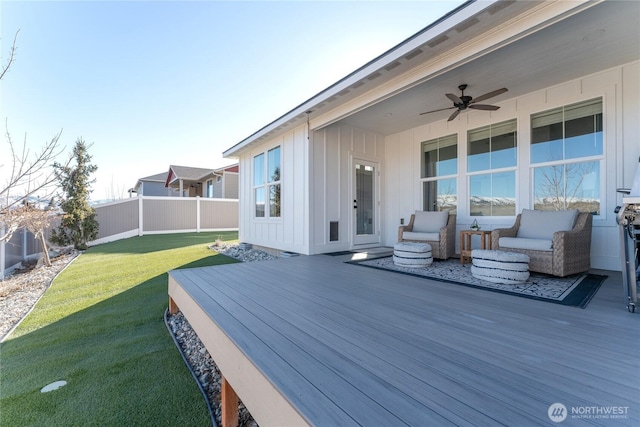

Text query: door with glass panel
(352, 159), (379, 246)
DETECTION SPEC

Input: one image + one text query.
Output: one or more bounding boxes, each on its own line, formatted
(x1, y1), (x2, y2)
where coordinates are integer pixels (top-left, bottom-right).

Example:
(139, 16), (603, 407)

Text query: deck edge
(168, 272), (311, 427)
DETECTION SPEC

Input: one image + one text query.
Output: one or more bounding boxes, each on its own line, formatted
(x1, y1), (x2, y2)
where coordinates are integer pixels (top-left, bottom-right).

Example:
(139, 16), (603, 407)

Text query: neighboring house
(223, 0), (639, 271)
(164, 164), (239, 198)
(207, 164), (239, 199)
(130, 172), (171, 197)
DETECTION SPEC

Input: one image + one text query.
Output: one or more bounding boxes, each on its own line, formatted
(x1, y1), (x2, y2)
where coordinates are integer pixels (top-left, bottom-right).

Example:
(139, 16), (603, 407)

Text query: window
(467, 120), (517, 216)
(253, 146), (281, 218)
(421, 134), (457, 212)
(531, 98), (602, 214)
(206, 179), (213, 198)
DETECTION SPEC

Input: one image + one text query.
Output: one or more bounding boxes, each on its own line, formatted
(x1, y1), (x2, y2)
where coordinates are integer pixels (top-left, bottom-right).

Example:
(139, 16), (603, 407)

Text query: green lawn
(0, 232), (239, 426)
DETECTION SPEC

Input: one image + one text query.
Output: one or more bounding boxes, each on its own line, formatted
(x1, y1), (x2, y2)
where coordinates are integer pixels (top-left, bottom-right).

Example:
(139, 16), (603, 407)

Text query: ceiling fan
(419, 84), (508, 121)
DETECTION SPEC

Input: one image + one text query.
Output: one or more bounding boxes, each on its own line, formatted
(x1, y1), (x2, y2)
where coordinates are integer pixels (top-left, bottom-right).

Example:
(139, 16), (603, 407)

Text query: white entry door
(352, 159), (380, 246)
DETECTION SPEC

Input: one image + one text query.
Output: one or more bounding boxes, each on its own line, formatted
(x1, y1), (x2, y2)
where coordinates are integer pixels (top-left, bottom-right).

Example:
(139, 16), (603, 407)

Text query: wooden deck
(168, 254), (639, 426)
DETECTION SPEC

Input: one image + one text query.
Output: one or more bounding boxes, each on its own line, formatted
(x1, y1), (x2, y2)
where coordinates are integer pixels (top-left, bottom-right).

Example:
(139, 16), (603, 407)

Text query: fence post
(0, 226), (5, 280)
(22, 228), (27, 262)
(196, 196), (201, 233)
(138, 194), (144, 237)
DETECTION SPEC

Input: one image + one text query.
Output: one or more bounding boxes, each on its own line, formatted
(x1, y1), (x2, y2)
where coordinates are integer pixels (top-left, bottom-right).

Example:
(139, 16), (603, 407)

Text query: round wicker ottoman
(393, 242), (433, 267)
(471, 249), (530, 284)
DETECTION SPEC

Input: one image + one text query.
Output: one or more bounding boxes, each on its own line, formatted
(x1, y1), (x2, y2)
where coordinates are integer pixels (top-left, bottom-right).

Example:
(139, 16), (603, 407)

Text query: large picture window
(467, 120), (517, 216)
(253, 146), (281, 218)
(421, 134), (457, 212)
(531, 98), (602, 214)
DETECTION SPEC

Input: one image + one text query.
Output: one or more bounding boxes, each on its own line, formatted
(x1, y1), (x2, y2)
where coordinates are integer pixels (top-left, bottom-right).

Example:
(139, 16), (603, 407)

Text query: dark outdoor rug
(349, 256), (606, 308)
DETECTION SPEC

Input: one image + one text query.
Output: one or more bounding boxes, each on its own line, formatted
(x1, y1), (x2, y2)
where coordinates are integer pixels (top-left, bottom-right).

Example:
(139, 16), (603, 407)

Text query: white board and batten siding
(238, 62), (638, 270)
(237, 125), (309, 255)
(384, 61), (640, 271)
(310, 124), (385, 254)
(237, 123), (385, 255)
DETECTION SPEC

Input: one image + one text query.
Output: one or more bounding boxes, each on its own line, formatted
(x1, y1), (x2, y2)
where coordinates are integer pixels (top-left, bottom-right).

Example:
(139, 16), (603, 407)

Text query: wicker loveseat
(491, 209), (592, 277)
(398, 211), (456, 260)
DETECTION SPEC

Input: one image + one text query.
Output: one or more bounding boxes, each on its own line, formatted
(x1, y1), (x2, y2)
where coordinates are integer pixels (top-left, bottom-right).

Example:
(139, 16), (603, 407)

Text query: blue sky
(1, 0), (464, 201)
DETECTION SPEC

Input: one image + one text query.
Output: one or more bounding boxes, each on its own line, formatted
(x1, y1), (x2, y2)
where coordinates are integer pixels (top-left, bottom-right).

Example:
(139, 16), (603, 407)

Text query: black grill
(616, 157), (640, 313)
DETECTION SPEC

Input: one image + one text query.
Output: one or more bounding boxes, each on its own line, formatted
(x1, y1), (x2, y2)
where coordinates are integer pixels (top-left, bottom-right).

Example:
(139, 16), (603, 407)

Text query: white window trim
(466, 119), (519, 218)
(419, 134), (459, 212)
(252, 146), (282, 220)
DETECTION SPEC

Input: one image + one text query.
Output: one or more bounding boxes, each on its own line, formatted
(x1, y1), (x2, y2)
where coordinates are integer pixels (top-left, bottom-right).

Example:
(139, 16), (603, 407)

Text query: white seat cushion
(499, 237), (553, 251)
(517, 209), (578, 240)
(412, 210), (448, 233)
(402, 231), (440, 241)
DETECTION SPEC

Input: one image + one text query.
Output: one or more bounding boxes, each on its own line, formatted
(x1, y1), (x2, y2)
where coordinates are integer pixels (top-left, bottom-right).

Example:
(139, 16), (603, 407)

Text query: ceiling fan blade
(446, 93), (463, 104)
(470, 88), (508, 104)
(419, 106), (455, 115)
(469, 104), (500, 111)
(447, 109), (461, 121)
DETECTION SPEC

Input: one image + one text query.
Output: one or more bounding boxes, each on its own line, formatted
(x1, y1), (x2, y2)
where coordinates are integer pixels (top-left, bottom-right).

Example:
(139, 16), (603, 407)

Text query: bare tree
(535, 162), (598, 212)
(0, 30), (18, 81)
(1, 30), (67, 243)
(5, 203), (54, 266)
(104, 175), (127, 201)
(1, 126), (65, 206)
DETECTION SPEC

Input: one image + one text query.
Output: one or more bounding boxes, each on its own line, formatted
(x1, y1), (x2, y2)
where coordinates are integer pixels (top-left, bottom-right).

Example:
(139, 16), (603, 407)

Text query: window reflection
(469, 172), (516, 216)
(253, 147), (281, 218)
(530, 98), (602, 214)
(421, 135), (458, 213)
(468, 120), (517, 172)
(533, 161), (600, 214)
(422, 135), (457, 178)
(423, 178), (457, 213)
(255, 187), (265, 217)
(253, 153), (264, 186)
(467, 120), (517, 216)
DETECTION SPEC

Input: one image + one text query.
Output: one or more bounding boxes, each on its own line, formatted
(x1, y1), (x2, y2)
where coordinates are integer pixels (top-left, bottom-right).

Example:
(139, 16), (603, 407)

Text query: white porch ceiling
(337, 0), (639, 136)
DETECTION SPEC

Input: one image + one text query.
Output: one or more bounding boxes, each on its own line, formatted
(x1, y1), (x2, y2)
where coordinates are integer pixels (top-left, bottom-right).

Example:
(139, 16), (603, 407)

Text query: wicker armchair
(491, 211), (592, 277)
(398, 213), (456, 260)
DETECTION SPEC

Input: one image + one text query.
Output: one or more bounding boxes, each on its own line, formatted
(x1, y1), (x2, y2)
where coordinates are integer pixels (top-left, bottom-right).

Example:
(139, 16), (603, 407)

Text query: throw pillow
(412, 210), (449, 233)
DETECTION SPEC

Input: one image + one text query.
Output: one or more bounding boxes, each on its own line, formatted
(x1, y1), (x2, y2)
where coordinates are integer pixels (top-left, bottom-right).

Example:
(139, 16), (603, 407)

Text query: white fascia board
(310, 0), (597, 131)
(223, 0), (484, 157)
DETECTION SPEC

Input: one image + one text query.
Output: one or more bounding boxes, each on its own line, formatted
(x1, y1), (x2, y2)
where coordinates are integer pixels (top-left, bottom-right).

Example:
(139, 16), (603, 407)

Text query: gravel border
(166, 243), (275, 427)
(0, 249), (79, 342)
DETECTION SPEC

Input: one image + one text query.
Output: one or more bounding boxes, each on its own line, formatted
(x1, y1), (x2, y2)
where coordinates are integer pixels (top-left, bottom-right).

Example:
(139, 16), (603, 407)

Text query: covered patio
(168, 254), (639, 426)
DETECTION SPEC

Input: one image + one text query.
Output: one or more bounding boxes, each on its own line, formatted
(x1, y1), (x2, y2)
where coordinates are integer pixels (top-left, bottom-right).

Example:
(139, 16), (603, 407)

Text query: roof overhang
(224, 0), (625, 158)
(223, 0), (481, 157)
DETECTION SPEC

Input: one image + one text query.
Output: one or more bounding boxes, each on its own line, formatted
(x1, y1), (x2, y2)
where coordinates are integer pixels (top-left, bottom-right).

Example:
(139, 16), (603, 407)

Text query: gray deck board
(169, 254), (640, 426)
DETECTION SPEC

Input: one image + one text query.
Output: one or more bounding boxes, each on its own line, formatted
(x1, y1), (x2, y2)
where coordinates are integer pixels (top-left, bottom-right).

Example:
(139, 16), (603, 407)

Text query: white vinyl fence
(1, 196), (238, 279)
(91, 196), (239, 245)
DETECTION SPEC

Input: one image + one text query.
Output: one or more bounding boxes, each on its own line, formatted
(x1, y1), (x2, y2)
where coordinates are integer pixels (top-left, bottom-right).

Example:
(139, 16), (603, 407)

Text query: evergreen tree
(50, 138), (99, 250)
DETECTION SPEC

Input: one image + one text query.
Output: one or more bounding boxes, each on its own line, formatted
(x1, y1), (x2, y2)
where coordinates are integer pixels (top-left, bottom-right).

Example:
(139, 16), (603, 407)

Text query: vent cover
(329, 221), (339, 242)
(427, 34), (449, 48)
